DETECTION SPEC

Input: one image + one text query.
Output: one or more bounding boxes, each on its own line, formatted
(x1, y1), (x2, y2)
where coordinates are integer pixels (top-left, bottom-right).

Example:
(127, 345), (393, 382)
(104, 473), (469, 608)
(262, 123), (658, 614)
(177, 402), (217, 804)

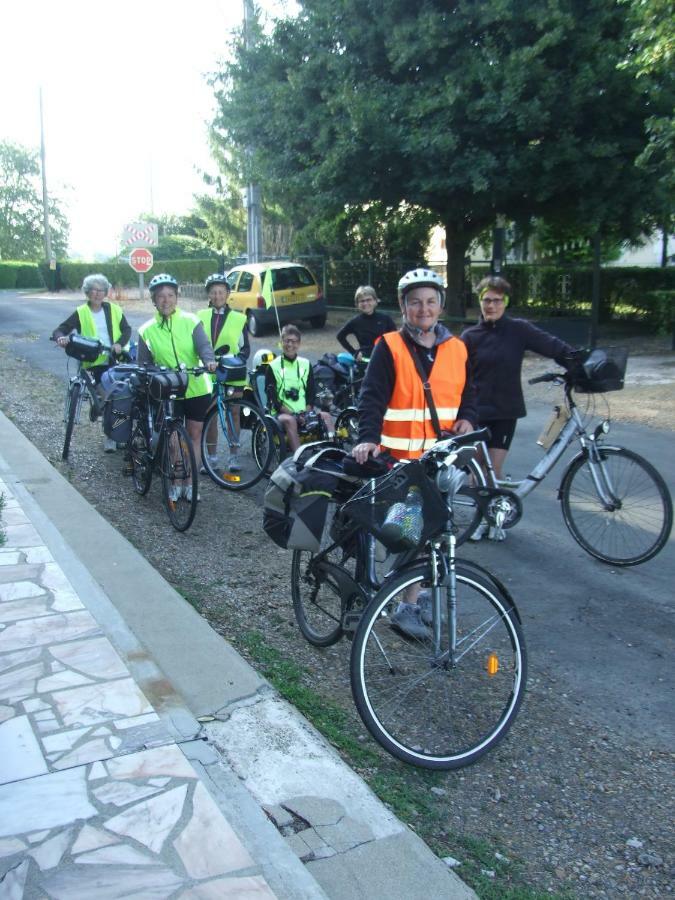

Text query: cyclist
(461, 275), (580, 540)
(197, 273), (251, 472)
(137, 273), (216, 492)
(352, 268), (477, 639)
(336, 285), (397, 361)
(265, 324), (333, 452)
(52, 273), (132, 453)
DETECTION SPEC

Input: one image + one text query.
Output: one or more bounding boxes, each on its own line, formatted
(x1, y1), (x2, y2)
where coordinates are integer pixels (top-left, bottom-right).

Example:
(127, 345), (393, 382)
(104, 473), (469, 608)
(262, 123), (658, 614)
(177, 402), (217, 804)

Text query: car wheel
(310, 314), (327, 329)
(247, 312), (263, 337)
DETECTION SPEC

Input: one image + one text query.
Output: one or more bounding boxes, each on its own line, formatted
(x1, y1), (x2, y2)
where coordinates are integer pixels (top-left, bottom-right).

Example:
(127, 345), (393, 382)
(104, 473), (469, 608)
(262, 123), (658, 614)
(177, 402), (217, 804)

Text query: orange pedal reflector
(223, 473), (241, 483)
(486, 653), (499, 677)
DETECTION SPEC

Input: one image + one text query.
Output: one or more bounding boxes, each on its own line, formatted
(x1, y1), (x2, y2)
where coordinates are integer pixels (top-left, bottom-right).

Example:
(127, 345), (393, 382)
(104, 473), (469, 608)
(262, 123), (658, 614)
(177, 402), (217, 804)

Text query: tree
(0, 140), (69, 260)
(213, 0), (667, 312)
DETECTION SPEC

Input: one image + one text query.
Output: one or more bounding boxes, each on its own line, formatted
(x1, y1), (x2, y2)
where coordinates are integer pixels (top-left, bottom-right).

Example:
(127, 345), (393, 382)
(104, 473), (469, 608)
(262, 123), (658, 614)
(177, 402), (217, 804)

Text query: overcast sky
(1, 0), (293, 259)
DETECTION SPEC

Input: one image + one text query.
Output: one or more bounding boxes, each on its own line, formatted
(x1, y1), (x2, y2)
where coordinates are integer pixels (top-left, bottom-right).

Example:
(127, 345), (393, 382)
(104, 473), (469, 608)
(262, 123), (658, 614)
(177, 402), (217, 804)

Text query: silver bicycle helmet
(205, 273), (230, 291)
(148, 273), (178, 293)
(252, 348), (275, 368)
(397, 268), (446, 305)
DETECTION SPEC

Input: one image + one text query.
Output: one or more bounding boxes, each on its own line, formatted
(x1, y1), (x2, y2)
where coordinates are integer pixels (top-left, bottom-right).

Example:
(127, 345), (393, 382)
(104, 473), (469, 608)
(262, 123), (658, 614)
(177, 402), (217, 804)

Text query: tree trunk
(660, 219), (669, 268)
(443, 221), (472, 317)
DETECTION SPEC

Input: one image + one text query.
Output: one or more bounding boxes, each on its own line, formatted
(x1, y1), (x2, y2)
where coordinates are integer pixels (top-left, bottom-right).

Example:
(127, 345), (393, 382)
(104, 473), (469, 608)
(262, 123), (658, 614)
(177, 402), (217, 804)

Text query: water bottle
(380, 486), (424, 549)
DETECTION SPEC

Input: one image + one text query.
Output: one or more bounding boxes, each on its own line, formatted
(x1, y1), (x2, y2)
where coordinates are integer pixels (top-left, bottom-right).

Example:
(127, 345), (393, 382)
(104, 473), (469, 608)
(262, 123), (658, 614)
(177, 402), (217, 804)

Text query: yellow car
(225, 261), (327, 337)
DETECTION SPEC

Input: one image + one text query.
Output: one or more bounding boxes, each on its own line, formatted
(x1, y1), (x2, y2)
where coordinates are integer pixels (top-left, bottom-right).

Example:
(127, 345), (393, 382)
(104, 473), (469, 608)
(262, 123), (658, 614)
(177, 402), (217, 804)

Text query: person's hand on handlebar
(56, 335), (70, 348)
(206, 361), (217, 373)
(111, 342), (123, 357)
(352, 441), (380, 464)
(451, 418), (474, 436)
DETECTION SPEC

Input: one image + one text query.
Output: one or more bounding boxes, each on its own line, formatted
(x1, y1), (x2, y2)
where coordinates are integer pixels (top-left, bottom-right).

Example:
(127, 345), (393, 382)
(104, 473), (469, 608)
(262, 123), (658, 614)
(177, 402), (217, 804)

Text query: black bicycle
(127, 366), (199, 532)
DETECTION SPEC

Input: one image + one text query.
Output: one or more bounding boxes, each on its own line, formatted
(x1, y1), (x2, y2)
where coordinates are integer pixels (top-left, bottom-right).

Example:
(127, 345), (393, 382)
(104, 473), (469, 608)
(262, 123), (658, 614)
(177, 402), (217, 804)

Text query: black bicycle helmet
(148, 273), (178, 293)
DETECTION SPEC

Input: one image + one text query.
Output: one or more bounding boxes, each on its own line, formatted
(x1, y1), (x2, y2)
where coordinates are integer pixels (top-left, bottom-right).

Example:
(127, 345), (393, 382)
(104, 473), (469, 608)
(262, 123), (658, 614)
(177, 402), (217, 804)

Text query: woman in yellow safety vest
(52, 273), (132, 453)
(137, 273), (216, 481)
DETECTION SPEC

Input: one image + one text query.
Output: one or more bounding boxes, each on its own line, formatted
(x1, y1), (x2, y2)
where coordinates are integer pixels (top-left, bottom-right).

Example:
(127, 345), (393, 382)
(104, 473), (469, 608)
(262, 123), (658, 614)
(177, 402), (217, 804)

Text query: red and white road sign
(129, 248), (154, 273)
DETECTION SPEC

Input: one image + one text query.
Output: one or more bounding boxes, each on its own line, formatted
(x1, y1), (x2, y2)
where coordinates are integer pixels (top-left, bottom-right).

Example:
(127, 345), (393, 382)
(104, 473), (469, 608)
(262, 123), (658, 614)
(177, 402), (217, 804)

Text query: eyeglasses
(481, 296), (505, 305)
(282, 337), (300, 344)
(88, 288), (107, 294)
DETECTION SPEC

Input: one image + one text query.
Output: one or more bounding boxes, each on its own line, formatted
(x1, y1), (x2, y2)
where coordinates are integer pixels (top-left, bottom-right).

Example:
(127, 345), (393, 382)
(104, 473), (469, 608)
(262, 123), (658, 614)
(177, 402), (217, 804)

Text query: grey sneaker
(228, 455), (242, 473)
(390, 602), (431, 641)
(488, 525), (506, 541)
(103, 437), (116, 453)
(469, 519), (488, 541)
(418, 590), (432, 626)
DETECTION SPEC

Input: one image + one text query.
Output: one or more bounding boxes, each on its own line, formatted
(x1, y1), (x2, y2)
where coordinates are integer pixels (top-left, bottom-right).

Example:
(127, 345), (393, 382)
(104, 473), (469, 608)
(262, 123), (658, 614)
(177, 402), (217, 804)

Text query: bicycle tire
(129, 411), (153, 496)
(452, 457), (485, 545)
(62, 382), (82, 461)
(201, 399), (271, 491)
(291, 550), (347, 647)
(350, 561), (527, 769)
(253, 416), (287, 475)
(560, 445), (673, 566)
(334, 407), (359, 452)
(161, 423), (198, 532)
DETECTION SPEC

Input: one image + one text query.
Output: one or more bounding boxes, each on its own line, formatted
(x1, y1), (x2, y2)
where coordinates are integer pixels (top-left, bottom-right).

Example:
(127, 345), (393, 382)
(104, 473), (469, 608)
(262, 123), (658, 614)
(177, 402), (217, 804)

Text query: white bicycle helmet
(148, 273), (178, 293)
(205, 273), (230, 291)
(252, 348), (275, 368)
(397, 268), (446, 305)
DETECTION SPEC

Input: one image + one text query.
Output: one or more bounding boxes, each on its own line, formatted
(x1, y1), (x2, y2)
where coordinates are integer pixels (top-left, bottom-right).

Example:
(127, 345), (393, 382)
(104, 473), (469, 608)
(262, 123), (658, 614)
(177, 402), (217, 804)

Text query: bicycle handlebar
(528, 372), (564, 385)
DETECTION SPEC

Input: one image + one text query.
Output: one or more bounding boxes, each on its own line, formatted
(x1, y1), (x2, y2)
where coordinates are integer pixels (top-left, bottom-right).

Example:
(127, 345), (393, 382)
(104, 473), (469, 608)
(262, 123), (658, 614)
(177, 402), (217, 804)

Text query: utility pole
(39, 87), (53, 264)
(243, 0), (263, 262)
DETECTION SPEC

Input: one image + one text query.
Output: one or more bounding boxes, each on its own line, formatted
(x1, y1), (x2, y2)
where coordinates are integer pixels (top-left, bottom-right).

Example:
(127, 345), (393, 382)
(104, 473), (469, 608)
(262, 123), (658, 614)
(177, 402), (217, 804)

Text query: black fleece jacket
(461, 315), (578, 420)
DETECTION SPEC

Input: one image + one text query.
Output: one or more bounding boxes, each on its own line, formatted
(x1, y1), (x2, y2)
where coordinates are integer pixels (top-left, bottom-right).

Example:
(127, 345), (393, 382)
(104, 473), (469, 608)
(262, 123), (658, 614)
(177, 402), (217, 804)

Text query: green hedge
(0, 262), (45, 289)
(37, 258), (221, 290)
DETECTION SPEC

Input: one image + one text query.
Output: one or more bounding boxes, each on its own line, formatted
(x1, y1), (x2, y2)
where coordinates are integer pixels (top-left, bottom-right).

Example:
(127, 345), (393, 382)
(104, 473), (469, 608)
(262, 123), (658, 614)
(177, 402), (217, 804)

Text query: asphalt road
(2, 289), (674, 750)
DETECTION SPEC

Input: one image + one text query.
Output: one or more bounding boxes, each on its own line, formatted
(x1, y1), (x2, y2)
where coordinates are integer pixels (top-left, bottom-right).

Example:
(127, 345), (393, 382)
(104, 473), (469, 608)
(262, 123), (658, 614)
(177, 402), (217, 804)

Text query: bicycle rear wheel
(451, 457), (485, 545)
(560, 445), (673, 566)
(334, 407), (359, 452)
(201, 399), (271, 490)
(161, 423), (198, 532)
(62, 382), (82, 461)
(350, 562), (526, 769)
(129, 411), (153, 496)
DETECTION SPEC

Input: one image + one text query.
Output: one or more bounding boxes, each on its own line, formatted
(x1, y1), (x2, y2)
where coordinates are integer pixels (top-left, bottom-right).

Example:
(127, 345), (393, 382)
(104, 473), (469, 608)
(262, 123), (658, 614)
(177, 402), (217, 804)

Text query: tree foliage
(213, 0), (668, 311)
(0, 140), (69, 261)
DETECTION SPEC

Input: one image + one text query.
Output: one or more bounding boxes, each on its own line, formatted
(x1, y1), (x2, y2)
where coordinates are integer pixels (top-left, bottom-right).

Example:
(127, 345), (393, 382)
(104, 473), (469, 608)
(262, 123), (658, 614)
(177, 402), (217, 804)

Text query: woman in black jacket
(461, 276), (579, 539)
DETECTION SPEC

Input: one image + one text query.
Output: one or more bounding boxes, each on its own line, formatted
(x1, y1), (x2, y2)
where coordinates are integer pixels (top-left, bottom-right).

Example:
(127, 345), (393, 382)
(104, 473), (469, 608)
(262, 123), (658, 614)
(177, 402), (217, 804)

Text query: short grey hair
(82, 273), (111, 295)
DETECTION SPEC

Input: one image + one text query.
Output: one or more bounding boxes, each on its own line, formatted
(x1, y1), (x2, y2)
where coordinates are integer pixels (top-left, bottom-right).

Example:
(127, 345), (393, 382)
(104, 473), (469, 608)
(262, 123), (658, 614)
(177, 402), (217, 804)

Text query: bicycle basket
(574, 348), (627, 393)
(216, 355), (247, 383)
(149, 371), (189, 401)
(65, 334), (102, 362)
(339, 460), (448, 552)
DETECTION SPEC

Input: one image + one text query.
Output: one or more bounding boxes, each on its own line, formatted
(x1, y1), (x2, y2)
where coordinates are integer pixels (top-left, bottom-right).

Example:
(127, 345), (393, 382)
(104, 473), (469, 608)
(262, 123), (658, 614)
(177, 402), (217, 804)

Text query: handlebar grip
(528, 373), (559, 385)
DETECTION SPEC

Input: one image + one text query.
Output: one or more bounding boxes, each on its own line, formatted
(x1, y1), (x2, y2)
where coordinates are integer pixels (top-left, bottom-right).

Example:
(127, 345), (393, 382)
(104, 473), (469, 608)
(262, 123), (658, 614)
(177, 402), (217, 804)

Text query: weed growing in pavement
(238, 630), (570, 900)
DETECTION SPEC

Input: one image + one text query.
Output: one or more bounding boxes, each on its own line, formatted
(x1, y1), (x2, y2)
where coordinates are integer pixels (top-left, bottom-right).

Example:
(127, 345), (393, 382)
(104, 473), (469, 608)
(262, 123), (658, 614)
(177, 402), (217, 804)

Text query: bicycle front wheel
(350, 562), (527, 769)
(201, 399), (271, 490)
(161, 423), (198, 532)
(560, 446), (673, 566)
(62, 382), (82, 461)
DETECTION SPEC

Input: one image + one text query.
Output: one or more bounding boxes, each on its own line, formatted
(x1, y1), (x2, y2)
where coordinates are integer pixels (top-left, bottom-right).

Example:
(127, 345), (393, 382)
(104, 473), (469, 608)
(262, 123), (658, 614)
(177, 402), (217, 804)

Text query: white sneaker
(488, 525), (506, 542)
(168, 485), (181, 503)
(183, 485), (200, 502)
(469, 519), (488, 541)
(103, 437), (116, 453)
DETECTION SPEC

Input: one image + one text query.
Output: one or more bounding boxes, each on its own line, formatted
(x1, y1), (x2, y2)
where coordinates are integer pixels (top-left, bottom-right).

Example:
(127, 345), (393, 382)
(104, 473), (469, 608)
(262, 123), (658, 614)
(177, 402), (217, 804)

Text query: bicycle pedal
(342, 610), (363, 633)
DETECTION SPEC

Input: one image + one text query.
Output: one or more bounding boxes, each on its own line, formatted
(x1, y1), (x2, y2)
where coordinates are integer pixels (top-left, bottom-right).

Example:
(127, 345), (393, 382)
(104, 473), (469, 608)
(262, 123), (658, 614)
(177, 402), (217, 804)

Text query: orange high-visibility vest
(380, 332), (467, 460)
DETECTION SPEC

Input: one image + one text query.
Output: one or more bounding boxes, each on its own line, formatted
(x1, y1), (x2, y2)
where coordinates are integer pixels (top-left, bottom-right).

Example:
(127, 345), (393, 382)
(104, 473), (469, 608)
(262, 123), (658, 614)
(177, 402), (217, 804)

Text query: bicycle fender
(557, 443), (624, 500)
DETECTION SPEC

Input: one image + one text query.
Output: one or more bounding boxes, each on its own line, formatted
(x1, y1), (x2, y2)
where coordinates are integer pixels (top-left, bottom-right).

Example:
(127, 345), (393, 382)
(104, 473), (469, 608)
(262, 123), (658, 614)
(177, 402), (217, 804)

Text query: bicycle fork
(579, 441), (621, 511)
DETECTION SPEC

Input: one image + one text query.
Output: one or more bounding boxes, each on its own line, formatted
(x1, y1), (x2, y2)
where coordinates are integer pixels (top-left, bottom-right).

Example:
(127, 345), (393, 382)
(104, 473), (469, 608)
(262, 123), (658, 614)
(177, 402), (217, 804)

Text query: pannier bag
(101, 365), (138, 443)
(216, 355), (247, 383)
(263, 443), (360, 552)
(149, 370), (189, 401)
(340, 459), (448, 553)
(65, 334), (102, 362)
(574, 348), (627, 394)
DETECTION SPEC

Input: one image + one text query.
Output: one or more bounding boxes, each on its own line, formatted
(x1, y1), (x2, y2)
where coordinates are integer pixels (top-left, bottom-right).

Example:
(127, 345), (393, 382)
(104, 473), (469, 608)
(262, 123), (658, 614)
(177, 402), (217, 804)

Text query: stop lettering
(129, 248), (154, 273)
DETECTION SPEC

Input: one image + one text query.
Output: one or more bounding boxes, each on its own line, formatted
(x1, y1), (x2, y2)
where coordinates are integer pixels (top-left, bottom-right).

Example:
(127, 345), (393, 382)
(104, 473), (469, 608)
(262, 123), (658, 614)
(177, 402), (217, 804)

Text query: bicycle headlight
(593, 420), (610, 440)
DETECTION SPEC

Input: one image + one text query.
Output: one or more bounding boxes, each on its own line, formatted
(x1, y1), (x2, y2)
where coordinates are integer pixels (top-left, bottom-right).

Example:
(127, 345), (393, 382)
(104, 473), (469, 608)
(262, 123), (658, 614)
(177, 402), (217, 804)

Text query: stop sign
(129, 247), (153, 273)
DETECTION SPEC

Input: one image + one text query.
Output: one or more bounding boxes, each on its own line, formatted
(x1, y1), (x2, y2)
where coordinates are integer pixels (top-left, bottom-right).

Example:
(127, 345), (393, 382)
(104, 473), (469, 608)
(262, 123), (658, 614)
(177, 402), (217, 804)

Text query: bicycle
(126, 365), (199, 532)
(54, 333), (121, 462)
(200, 357), (273, 491)
(291, 431), (527, 769)
(455, 353), (673, 566)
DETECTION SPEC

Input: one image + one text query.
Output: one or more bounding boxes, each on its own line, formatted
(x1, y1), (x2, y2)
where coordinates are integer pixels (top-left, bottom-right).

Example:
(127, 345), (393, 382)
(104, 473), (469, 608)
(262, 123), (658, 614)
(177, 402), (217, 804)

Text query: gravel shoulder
(1, 311), (673, 899)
